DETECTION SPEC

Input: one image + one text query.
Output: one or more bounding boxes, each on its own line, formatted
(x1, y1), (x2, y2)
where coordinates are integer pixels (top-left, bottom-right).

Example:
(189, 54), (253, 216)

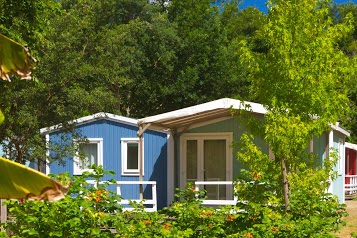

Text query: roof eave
(40, 112), (138, 134)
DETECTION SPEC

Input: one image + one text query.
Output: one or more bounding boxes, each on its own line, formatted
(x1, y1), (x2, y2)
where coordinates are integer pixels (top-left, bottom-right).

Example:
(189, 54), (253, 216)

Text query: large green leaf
(0, 157), (68, 201)
(0, 33), (36, 81)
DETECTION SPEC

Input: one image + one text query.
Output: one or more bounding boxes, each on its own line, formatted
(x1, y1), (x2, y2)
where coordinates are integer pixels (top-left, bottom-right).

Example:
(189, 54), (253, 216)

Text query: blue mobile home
(40, 113), (169, 209)
(41, 99), (349, 209)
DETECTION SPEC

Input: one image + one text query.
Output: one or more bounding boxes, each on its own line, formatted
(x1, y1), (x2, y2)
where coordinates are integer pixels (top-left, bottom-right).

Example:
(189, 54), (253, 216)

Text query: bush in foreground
(0, 166), (347, 237)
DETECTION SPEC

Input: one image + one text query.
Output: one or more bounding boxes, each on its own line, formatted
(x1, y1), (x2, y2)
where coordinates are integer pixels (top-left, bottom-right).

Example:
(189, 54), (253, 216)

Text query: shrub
(0, 167), (347, 237)
(2, 166), (121, 238)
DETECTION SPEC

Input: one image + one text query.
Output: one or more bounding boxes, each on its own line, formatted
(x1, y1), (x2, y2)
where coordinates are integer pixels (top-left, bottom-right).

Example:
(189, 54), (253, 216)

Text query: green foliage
(1, 168), (347, 237)
(236, 134), (347, 237)
(234, 0), (352, 235)
(2, 166), (121, 237)
(0, 0), (263, 166)
(330, 3), (357, 143)
(239, 0), (354, 207)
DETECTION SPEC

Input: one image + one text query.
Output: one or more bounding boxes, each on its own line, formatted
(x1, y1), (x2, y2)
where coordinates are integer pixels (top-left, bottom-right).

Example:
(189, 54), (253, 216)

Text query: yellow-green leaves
(0, 157), (68, 201)
(0, 33), (36, 81)
(0, 109), (4, 125)
(237, 0), (354, 212)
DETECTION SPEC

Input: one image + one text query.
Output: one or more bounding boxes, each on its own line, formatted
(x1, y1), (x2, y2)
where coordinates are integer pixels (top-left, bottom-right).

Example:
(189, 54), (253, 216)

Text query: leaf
(0, 157), (68, 201)
(0, 109), (4, 125)
(0, 33), (36, 81)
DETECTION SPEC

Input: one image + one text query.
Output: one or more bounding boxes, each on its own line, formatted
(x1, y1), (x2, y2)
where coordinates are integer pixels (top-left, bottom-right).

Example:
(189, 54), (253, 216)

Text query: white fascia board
(138, 98), (267, 125)
(331, 123), (350, 137)
(40, 112), (138, 134)
(346, 142), (357, 150)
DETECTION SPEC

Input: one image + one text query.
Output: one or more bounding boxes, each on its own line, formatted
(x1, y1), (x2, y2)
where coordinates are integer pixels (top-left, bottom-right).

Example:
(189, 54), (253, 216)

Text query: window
(73, 138), (103, 175)
(121, 138), (143, 176)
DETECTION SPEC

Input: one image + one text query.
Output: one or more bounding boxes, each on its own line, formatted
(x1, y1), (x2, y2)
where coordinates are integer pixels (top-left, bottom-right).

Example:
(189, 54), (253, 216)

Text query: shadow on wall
(145, 142), (167, 209)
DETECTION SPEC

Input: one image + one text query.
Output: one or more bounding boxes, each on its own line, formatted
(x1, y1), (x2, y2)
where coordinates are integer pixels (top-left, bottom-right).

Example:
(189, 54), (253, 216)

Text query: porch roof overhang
(137, 98), (350, 137)
(137, 98), (267, 132)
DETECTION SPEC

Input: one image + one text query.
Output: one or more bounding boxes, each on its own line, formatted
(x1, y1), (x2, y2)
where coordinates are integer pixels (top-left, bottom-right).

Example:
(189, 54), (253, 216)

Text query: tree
(330, 2), (357, 143)
(0, 0), (61, 164)
(150, 0), (255, 113)
(0, 0), (264, 166)
(94, 13), (181, 117)
(239, 0), (354, 212)
(0, 32), (66, 202)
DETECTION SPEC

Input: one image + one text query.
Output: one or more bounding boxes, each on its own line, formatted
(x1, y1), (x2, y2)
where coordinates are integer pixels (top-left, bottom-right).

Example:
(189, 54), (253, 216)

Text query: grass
(334, 200), (357, 238)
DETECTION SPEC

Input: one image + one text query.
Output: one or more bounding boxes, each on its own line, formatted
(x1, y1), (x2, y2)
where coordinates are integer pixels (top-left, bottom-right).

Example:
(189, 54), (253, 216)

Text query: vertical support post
(173, 130), (178, 198)
(139, 131), (143, 200)
(137, 123), (151, 201)
(1, 199), (7, 225)
(167, 132), (175, 205)
(328, 130), (334, 194)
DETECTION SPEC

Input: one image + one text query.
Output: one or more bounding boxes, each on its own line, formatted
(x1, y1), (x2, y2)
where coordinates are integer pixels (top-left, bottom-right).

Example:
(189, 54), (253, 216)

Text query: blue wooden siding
(48, 119), (168, 209)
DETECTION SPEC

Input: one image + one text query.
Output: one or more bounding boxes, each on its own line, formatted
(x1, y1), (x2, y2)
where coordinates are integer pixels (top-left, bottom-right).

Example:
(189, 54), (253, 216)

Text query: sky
(239, 0), (357, 13)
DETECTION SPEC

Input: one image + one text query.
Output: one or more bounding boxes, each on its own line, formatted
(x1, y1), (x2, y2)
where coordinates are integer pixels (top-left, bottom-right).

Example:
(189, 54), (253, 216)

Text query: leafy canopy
(238, 0), (355, 211)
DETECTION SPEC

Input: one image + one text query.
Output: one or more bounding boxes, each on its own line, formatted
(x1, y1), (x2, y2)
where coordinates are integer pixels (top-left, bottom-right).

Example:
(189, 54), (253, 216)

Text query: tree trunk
(281, 157), (290, 210)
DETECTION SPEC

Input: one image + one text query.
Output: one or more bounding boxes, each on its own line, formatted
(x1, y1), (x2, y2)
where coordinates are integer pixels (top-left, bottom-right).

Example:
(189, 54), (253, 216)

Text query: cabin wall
(48, 119), (168, 208)
(182, 116), (267, 181)
(333, 132), (345, 203)
(178, 117), (346, 203)
(312, 135), (326, 166)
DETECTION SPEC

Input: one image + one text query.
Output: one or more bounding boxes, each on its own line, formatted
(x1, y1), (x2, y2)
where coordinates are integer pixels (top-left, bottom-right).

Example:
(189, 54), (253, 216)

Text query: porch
(86, 180), (239, 208)
(86, 180), (158, 212)
(345, 175), (357, 199)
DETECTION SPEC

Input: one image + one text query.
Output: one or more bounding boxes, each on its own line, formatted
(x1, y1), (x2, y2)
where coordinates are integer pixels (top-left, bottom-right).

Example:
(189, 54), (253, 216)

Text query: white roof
(346, 142), (357, 150)
(40, 112), (137, 134)
(331, 122), (350, 137)
(138, 98), (266, 130)
(138, 98), (350, 136)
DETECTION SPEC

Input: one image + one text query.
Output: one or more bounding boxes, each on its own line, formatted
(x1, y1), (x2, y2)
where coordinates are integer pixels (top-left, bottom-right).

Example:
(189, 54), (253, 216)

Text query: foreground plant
(2, 166), (122, 238)
(0, 168), (347, 237)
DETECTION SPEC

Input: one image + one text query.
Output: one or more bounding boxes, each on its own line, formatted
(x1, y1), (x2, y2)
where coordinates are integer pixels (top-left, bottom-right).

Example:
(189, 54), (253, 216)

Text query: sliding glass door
(181, 133), (232, 200)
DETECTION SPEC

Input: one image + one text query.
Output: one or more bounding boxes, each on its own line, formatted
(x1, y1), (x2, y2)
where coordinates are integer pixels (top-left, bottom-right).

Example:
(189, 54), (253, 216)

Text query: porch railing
(195, 181), (237, 206)
(86, 180), (157, 212)
(345, 175), (357, 195)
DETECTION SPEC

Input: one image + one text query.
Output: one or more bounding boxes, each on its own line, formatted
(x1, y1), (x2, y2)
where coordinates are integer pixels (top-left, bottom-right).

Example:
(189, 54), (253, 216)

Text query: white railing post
(152, 183), (157, 211)
(116, 184), (122, 196)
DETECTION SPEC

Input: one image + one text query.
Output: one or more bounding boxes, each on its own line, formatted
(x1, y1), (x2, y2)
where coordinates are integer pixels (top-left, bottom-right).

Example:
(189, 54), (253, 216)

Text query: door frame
(179, 132), (233, 198)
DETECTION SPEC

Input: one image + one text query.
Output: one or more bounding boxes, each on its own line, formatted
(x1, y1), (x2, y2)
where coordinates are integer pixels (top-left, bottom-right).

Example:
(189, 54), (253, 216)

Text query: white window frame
(73, 138), (103, 175)
(180, 132), (233, 199)
(121, 138), (143, 176)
